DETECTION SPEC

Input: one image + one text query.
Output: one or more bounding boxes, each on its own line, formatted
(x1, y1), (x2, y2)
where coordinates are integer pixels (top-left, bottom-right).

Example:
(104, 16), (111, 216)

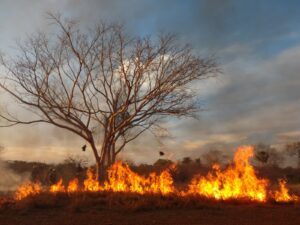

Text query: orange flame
(13, 146), (299, 203)
(104, 161), (174, 195)
(67, 178), (79, 193)
(14, 182), (42, 200)
(273, 179), (298, 202)
(50, 178), (65, 193)
(84, 168), (102, 192)
(187, 146), (268, 202)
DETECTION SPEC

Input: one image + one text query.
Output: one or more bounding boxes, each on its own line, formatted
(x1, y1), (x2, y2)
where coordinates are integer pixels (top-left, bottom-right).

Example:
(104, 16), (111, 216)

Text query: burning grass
(2, 146), (299, 211)
(186, 146), (298, 202)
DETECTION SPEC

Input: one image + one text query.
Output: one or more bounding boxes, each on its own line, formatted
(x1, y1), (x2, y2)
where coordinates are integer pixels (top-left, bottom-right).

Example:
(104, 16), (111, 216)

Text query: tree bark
(88, 137), (104, 181)
(96, 160), (107, 182)
(96, 140), (117, 181)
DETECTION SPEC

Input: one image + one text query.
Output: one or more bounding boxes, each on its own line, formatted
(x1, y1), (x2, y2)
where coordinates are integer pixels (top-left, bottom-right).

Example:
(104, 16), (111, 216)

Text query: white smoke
(0, 148), (29, 192)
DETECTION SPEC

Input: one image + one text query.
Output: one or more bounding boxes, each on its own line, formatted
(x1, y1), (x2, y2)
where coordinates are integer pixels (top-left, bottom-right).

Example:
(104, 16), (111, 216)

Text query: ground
(0, 204), (299, 225)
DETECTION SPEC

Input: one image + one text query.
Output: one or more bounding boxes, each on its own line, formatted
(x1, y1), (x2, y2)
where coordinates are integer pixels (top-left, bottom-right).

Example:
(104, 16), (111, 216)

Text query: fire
(147, 168), (175, 195)
(50, 178), (65, 193)
(14, 182), (42, 200)
(84, 168), (102, 192)
(104, 161), (174, 194)
(67, 178), (79, 193)
(273, 179), (298, 202)
(187, 146), (268, 202)
(13, 145), (299, 203)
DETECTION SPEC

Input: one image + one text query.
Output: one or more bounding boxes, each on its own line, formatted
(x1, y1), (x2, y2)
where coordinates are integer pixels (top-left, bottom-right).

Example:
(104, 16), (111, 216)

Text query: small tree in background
(202, 149), (229, 166)
(254, 144), (270, 165)
(182, 157), (192, 164)
(0, 13), (219, 179)
(254, 143), (284, 167)
(286, 142), (300, 168)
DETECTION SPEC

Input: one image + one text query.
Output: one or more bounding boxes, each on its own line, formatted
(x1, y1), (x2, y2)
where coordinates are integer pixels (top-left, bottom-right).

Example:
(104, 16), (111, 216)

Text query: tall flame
(187, 146), (268, 202)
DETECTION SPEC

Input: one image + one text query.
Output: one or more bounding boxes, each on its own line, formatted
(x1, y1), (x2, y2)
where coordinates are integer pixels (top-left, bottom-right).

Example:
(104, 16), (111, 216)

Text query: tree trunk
(88, 138), (105, 181)
(89, 134), (118, 181)
(96, 142), (117, 181)
(96, 159), (107, 182)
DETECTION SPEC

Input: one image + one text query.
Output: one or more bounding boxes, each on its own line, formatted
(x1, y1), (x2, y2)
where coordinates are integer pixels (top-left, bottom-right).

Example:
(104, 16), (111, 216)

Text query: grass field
(0, 192), (299, 225)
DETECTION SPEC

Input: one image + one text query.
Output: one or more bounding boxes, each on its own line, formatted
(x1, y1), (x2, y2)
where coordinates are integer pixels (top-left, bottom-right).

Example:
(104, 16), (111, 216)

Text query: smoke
(0, 161), (25, 192)
(0, 148), (29, 192)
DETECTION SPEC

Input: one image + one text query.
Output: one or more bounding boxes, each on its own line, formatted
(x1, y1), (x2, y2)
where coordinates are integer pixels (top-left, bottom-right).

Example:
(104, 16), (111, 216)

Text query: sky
(0, 0), (300, 165)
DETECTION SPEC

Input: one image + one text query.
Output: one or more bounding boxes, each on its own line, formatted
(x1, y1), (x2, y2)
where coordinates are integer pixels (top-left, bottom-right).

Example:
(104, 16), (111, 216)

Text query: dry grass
(1, 192), (300, 225)
(1, 191), (298, 213)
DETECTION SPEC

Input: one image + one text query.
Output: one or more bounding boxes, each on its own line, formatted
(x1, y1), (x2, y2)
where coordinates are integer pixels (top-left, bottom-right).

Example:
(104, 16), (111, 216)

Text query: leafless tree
(0, 14), (219, 179)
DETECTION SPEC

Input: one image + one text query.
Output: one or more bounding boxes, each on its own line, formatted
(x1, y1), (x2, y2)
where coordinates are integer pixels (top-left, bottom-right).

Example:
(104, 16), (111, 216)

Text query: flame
(147, 169), (175, 195)
(67, 178), (79, 193)
(104, 161), (174, 195)
(273, 179), (299, 202)
(187, 146), (268, 202)
(50, 178), (65, 193)
(14, 182), (42, 200)
(84, 168), (102, 192)
(13, 145), (299, 203)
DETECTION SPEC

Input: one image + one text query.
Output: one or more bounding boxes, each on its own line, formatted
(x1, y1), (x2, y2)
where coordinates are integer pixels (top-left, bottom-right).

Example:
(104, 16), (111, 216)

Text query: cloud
(0, 1), (300, 164)
(277, 131), (300, 143)
(183, 133), (246, 150)
(176, 43), (300, 149)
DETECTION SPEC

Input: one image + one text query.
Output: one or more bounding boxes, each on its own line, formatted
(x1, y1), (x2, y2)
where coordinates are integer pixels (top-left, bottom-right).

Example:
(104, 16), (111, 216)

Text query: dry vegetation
(0, 191), (300, 225)
(1, 148), (300, 225)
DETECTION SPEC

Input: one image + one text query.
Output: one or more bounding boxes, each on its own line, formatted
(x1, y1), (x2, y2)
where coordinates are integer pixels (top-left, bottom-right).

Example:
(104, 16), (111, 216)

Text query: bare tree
(0, 14), (219, 179)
